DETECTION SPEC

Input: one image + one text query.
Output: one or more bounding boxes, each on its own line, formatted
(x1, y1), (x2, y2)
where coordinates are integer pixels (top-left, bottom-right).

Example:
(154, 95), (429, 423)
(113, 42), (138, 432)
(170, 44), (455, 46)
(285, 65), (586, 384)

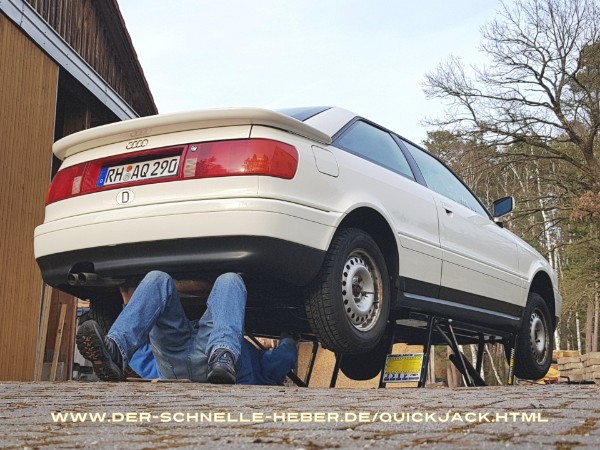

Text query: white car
(35, 106), (561, 380)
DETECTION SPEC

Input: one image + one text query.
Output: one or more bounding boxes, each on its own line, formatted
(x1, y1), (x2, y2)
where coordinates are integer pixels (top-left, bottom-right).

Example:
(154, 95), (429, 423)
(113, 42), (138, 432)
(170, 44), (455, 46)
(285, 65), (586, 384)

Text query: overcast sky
(117, 1), (502, 144)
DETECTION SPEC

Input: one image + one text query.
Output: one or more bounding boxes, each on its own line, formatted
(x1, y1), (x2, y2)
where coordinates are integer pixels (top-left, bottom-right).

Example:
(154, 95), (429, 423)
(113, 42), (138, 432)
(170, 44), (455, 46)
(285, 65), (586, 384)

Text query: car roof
(279, 106), (357, 138)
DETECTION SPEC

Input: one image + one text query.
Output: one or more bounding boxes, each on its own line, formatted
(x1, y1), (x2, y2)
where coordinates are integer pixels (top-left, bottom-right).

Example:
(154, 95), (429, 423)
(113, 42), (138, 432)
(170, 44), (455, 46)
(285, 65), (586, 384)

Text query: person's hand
(120, 286), (136, 304)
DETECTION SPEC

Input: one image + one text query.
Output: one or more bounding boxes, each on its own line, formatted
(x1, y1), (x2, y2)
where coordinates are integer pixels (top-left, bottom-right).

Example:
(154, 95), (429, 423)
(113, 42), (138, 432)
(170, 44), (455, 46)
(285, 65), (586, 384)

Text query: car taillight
(183, 139), (298, 180)
(44, 139), (298, 205)
(45, 163), (87, 205)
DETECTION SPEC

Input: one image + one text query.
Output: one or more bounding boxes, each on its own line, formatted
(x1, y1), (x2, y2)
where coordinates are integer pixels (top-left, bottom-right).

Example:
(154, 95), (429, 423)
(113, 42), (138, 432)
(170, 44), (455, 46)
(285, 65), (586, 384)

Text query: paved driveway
(0, 382), (598, 449)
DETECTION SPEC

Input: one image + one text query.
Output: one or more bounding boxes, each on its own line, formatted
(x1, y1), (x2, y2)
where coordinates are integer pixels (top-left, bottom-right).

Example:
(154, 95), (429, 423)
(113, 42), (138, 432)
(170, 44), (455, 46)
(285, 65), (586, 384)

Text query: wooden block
(583, 358), (600, 366)
(560, 368), (583, 375)
(559, 362), (583, 371)
(558, 356), (582, 365)
(565, 373), (584, 381)
(554, 350), (579, 361)
(581, 352), (600, 361)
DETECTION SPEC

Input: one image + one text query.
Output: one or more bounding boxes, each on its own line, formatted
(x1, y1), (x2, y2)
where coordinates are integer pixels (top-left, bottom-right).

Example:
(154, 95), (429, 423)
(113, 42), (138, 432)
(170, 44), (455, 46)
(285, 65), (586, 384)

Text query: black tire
(86, 295), (124, 335)
(340, 329), (391, 380)
(304, 228), (391, 354)
(511, 292), (553, 380)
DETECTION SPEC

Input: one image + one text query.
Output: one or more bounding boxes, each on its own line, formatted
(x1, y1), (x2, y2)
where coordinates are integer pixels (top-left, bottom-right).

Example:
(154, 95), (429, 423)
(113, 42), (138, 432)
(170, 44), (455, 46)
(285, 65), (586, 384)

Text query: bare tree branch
(424, 0), (600, 189)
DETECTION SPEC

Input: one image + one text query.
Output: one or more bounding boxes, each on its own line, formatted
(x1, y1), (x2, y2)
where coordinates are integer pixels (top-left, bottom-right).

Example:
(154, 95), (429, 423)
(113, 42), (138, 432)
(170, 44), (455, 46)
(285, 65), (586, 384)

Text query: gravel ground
(0, 381), (598, 449)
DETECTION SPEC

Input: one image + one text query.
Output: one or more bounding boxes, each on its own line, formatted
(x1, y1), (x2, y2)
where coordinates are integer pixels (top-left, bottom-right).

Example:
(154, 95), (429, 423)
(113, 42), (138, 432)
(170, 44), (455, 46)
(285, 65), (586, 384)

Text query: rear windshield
(277, 106), (331, 122)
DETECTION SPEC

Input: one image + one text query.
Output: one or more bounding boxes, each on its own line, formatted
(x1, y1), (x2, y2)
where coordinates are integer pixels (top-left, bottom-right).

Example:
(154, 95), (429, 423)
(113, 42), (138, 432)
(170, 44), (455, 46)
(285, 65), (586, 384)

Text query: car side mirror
(492, 196), (514, 218)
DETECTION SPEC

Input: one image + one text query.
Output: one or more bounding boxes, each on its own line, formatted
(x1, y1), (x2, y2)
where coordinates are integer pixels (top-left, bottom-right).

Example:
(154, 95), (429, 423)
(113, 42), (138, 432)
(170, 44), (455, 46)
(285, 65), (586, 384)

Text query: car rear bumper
(34, 198), (339, 295)
(37, 236), (326, 297)
(35, 198), (338, 255)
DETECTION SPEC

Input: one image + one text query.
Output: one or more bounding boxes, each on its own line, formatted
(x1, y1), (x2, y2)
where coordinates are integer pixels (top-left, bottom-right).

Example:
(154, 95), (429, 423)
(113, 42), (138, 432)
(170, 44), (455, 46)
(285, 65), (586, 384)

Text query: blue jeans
(237, 337), (298, 385)
(108, 271), (246, 382)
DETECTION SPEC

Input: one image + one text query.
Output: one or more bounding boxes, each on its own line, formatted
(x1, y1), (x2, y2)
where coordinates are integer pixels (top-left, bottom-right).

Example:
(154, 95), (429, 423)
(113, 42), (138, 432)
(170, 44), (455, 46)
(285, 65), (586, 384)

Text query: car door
(402, 140), (523, 314)
(332, 120), (442, 293)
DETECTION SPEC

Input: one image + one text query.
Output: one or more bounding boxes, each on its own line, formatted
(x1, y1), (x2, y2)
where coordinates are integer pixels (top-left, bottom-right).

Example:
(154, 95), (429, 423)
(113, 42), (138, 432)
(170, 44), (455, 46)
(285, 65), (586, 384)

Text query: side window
(404, 141), (488, 217)
(335, 121), (415, 180)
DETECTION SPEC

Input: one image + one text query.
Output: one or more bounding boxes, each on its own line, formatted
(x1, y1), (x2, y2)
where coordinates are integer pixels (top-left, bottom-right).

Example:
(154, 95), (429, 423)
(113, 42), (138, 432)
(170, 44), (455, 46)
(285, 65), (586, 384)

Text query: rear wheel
(511, 292), (553, 380)
(85, 294), (123, 335)
(304, 228), (391, 354)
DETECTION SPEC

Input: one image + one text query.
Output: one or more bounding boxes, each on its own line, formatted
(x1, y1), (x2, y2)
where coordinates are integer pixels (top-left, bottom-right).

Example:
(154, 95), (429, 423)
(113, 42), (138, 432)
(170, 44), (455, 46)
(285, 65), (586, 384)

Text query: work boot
(76, 320), (124, 381)
(207, 348), (237, 384)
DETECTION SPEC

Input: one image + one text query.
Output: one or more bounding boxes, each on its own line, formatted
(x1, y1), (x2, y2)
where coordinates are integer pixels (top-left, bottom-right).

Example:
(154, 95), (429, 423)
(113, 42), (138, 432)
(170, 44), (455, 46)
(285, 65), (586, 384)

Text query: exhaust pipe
(67, 272), (125, 287)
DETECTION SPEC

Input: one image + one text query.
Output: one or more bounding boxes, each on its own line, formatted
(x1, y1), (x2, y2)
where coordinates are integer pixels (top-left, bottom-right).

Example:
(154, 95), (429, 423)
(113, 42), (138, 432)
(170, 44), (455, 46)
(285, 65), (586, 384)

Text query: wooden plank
(0, 14), (58, 381)
(50, 303), (67, 382)
(34, 285), (54, 381)
(58, 292), (79, 381)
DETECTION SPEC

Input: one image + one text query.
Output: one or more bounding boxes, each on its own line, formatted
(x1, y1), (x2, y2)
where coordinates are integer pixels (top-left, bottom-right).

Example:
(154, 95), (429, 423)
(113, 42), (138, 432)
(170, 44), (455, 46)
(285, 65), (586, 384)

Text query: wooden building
(0, 0), (157, 381)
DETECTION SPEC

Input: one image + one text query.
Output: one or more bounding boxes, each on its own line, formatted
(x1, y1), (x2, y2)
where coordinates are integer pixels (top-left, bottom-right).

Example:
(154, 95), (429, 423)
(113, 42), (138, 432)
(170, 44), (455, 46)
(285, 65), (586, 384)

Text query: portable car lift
(250, 312), (518, 388)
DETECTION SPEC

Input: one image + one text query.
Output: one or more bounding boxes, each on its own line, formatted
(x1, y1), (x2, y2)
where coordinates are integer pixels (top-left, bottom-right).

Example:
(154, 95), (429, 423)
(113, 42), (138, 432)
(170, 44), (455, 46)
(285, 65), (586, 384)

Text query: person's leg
(257, 337), (298, 385)
(77, 271), (192, 380)
(205, 273), (246, 357)
(192, 273), (246, 383)
(108, 271), (191, 370)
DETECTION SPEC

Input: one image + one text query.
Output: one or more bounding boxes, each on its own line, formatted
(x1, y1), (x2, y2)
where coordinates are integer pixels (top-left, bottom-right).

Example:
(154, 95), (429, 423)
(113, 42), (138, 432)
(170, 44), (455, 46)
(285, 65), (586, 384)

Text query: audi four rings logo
(126, 139), (149, 149)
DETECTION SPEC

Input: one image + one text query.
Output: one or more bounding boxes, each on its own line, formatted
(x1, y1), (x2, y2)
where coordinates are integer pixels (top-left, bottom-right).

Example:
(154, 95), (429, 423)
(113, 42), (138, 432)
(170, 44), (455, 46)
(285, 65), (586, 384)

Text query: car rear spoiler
(53, 108), (333, 160)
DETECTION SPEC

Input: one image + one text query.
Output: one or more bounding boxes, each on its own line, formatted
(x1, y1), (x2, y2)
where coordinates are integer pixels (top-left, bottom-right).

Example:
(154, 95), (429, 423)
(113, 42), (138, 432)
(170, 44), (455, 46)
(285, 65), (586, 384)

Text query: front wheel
(304, 228), (391, 354)
(511, 292), (553, 380)
(340, 328), (392, 380)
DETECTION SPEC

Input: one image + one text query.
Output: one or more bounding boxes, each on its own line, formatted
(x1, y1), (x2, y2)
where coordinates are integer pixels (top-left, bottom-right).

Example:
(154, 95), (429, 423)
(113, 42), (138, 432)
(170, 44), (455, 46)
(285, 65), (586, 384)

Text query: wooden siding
(25, 0), (156, 117)
(0, 14), (58, 381)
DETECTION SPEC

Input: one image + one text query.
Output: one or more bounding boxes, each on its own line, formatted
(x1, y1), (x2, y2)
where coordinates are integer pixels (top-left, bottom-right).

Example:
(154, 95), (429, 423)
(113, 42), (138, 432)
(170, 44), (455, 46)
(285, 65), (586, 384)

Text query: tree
(424, 0), (600, 354)
(424, 0), (600, 191)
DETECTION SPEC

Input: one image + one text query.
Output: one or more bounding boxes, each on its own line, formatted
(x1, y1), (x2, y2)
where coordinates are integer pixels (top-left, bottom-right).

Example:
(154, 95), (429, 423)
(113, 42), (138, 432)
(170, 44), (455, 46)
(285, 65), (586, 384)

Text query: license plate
(97, 155), (181, 187)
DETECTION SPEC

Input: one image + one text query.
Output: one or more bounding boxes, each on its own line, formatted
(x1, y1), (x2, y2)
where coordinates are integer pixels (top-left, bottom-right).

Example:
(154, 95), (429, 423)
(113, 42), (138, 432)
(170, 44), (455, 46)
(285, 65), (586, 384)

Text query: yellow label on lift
(382, 353), (423, 383)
